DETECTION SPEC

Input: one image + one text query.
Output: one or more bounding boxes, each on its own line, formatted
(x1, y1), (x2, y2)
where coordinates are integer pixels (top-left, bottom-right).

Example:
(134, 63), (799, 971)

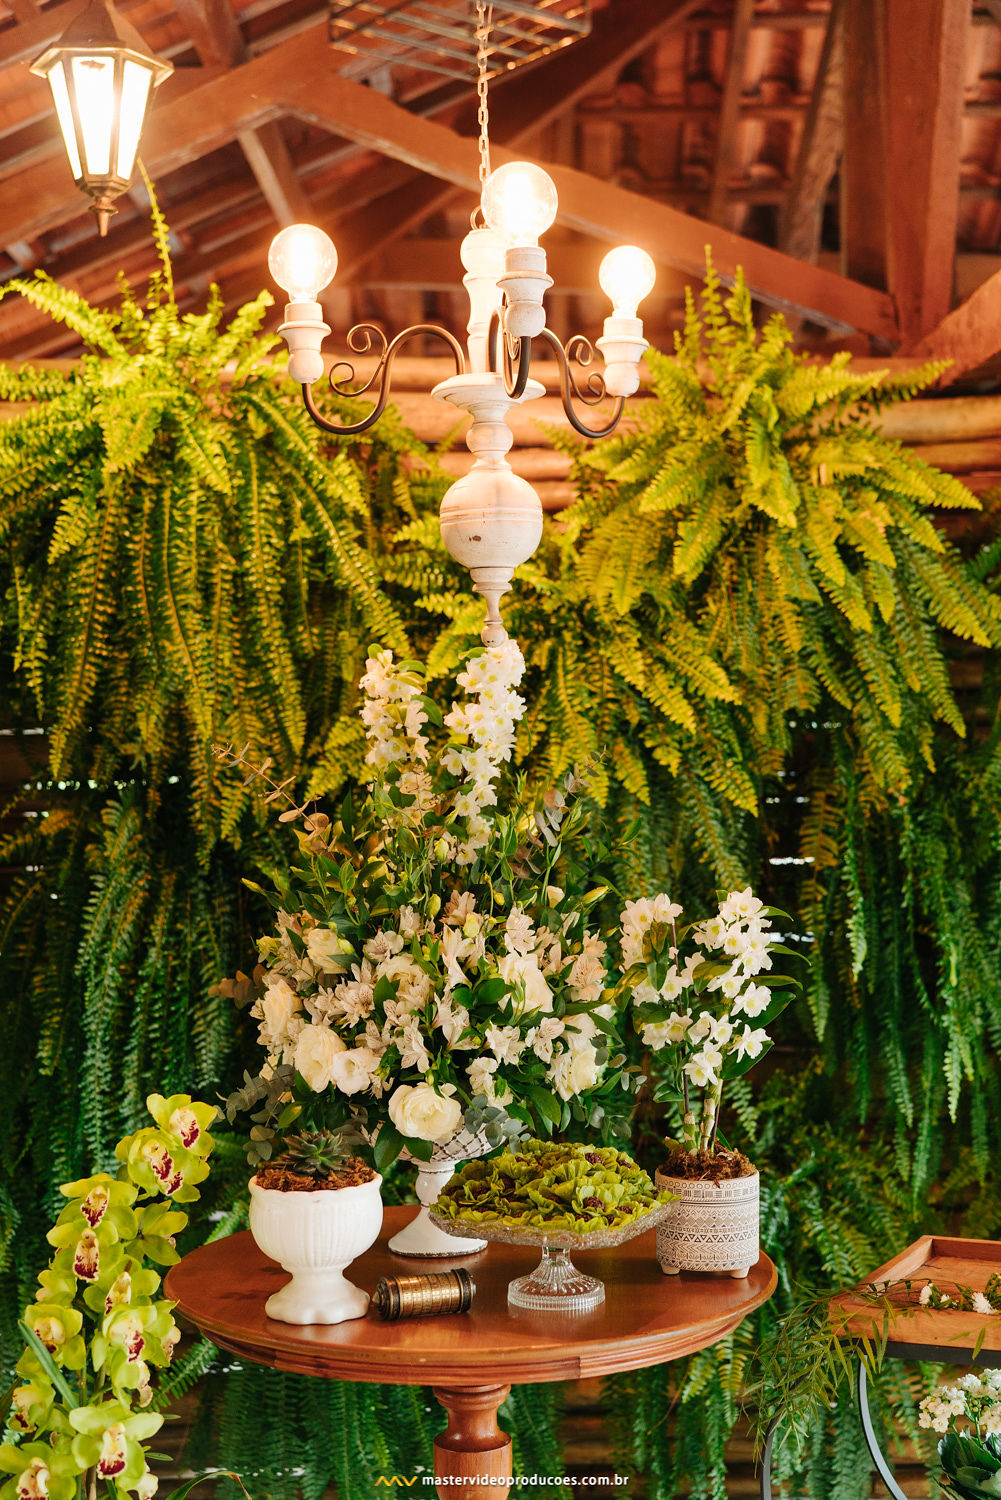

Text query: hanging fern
(2, 224), (1001, 1500)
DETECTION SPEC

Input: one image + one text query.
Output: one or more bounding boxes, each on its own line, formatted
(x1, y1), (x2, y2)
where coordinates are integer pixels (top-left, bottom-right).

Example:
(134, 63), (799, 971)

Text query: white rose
(548, 1043), (601, 1102)
(306, 927), (350, 971)
(388, 1083), (462, 1143)
(329, 1046), (381, 1096)
(293, 1024), (347, 1091)
(499, 952), (553, 1015)
(258, 977), (300, 1050)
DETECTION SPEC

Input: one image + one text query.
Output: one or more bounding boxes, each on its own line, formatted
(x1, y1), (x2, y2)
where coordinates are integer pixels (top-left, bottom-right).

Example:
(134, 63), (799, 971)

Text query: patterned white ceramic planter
(654, 1166), (759, 1279)
(389, 1126), (493, 1258)
(249, 1172), (383, 1324)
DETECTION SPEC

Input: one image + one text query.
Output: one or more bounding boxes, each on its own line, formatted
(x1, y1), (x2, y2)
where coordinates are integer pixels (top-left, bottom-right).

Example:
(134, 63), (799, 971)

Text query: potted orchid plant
(623, 889), (798, 1278)
(219, 636), (644, 1257)
(0, 1095), (217, 1500)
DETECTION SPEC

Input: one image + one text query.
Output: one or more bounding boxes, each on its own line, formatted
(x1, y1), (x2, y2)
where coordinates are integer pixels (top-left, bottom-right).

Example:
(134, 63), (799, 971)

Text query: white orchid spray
(622, 888), (798, 1154)
(219, 638), (644, 1172)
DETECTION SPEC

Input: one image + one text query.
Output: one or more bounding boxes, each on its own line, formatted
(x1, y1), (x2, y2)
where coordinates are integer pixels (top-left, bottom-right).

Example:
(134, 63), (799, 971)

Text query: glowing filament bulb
(268, 224), (338, 301)
(598, 245), (657, 319)
(481, 162), (558, 246)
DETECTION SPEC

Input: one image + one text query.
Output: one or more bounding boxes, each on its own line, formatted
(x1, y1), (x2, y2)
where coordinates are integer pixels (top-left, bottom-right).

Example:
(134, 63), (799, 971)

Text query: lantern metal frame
(31, 0), (173, 236)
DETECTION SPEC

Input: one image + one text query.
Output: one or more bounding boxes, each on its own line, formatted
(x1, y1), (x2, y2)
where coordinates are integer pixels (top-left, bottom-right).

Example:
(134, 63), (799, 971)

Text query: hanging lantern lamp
(30, 0), (173, 236)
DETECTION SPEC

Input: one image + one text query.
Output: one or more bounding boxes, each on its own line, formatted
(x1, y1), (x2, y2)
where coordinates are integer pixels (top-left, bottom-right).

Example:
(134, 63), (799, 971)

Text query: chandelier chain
(474, 1), (493, 186)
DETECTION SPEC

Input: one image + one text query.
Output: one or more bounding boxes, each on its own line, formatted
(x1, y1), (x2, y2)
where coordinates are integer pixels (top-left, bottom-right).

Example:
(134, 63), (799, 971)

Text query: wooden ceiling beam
(288, 60), (898, 338)
(172, 0), (245, 66)
(912, 265), (1001, 383)
(840, 0), (887, 289)
(173, 0), (312, 226)
(5, 0), (40, 23)
(0, 0), (701, 268)
(0, 65), (228, 176)
(778, 0), (843, 262)
(330, 0), (704, 278)
(707, 0), (755, 223)
(883, 0), (967, 345)
(0, 24), (330, 243)
(0, 5), (76, 69)
(0, 6), (897, 341)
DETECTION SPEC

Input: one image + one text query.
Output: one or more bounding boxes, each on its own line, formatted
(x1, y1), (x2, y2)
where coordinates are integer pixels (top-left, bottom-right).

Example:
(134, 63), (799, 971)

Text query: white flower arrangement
(220, 639), (656, 1171)
(919, 1371), (1001, 1436)
(622, 889), (797, 1154)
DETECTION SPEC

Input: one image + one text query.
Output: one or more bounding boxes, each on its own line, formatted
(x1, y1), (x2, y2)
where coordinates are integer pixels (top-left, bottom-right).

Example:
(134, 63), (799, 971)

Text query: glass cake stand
(427, 1203), (674, 1313)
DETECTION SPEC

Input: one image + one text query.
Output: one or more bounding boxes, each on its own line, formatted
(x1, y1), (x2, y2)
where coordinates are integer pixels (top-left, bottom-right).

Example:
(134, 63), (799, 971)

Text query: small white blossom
(485, 1023), (523, 1066)
(526, 1016), (565, 1063)
(505, 907), (536, 955)
(364, 929), (405, 963)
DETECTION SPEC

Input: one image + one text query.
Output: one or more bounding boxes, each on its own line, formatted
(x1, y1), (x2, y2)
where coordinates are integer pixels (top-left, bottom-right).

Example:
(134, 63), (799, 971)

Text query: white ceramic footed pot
(249, 1172), (383, 1324)
(389, 1127), (493, 1258)
(654, 1166), (759, 1279)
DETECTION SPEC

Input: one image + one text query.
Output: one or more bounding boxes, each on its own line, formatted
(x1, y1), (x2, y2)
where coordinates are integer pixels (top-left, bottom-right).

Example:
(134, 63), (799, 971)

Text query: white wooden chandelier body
(268, 16), (657, 645)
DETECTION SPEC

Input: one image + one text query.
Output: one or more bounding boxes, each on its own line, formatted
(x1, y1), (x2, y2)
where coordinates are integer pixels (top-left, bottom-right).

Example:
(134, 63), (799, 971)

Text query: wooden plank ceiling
(2, 0), (1001, 379)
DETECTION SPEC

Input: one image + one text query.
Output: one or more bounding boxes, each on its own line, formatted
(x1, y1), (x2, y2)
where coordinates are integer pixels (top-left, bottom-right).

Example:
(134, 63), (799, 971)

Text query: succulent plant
(279, 1130), (353, 1179)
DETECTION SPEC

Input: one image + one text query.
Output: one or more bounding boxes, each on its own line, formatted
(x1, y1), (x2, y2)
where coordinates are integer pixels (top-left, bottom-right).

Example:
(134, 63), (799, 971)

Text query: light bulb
(268, 224), (337, 301)
(481, 161), (558, 246)
(598, 245), (657, 319)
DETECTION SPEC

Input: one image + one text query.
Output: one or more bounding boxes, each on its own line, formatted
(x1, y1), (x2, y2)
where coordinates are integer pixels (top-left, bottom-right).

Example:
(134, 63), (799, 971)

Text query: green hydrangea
(434, 1138), (671, 1233)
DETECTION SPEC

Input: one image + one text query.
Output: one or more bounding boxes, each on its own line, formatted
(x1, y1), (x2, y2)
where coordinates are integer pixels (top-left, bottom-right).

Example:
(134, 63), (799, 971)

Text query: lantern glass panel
(116, 59), (152, 180)
(47, 59), (82, 178)
(71, 53), (116, 176)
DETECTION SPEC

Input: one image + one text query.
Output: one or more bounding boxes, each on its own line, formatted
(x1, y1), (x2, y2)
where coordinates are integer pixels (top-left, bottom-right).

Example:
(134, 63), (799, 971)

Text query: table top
(166, 1206), (776, 1387)
(833, 1235), (1001, 1359)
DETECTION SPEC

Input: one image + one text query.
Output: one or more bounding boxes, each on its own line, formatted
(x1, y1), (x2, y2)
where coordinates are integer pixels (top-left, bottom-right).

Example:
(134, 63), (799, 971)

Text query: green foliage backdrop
(2, 233), (1000, 1500)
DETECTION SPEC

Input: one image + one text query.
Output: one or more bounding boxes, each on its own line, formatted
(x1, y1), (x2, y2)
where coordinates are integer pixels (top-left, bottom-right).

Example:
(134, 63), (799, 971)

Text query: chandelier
(268, 3), (656, 646)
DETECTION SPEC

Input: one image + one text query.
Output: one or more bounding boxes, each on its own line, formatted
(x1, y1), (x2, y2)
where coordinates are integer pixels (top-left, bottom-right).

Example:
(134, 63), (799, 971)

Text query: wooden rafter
(707, 0), (755, 224)
(5, 0), (40, 23)
(778, 0), (844, 262)
(840, 0), (886, 288)
(0, 24), (329, 242)
(290, 59), (898, 337)
(332, 0), (704, 277)
(172, 0), (311, 226)
(883, 0), (967, 344)
(0, 7), (900, 343)
(912, 265), (1001, 382)
(0, 6), (78, 69)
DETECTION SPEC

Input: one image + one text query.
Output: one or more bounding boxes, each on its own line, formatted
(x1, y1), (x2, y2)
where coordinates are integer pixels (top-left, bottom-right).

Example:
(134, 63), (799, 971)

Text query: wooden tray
(832, 1235), (1001, 1357)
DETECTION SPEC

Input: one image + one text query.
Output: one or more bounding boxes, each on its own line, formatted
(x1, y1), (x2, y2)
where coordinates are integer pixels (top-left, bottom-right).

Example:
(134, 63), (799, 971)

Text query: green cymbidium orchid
(3, 1094), (216, 1500)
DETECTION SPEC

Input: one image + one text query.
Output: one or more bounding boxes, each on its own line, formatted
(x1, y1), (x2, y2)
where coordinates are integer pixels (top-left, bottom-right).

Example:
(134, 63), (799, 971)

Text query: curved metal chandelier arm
(484, 309), (532, 401)
(538, 328), (625, 440)
(301, 322), (466, 436)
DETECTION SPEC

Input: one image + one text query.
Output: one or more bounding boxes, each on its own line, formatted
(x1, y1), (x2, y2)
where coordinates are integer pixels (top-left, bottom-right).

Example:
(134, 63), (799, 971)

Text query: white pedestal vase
(389, 1127), (493, 1258)
(249, 1172), (383, 1324)
(654, 1167), (759, 1279)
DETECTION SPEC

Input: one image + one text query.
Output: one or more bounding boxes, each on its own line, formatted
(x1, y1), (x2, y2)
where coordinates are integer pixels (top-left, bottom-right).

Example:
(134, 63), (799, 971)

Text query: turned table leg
(432, 1383), (513, 1500)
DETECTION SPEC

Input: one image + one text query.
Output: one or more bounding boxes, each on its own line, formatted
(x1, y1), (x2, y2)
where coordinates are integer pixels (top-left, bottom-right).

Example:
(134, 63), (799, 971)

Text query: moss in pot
(248, 1130), (383, 1325)
(621, 888), (801, 1277)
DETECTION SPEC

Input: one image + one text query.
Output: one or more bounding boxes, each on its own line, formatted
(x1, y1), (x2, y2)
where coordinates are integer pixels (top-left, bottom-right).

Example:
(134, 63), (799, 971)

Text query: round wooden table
(166, 1207), (775, 1500)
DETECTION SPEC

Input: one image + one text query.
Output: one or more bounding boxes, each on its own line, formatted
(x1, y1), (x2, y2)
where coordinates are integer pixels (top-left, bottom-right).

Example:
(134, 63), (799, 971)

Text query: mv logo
(374, 1479), (419, 1488)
